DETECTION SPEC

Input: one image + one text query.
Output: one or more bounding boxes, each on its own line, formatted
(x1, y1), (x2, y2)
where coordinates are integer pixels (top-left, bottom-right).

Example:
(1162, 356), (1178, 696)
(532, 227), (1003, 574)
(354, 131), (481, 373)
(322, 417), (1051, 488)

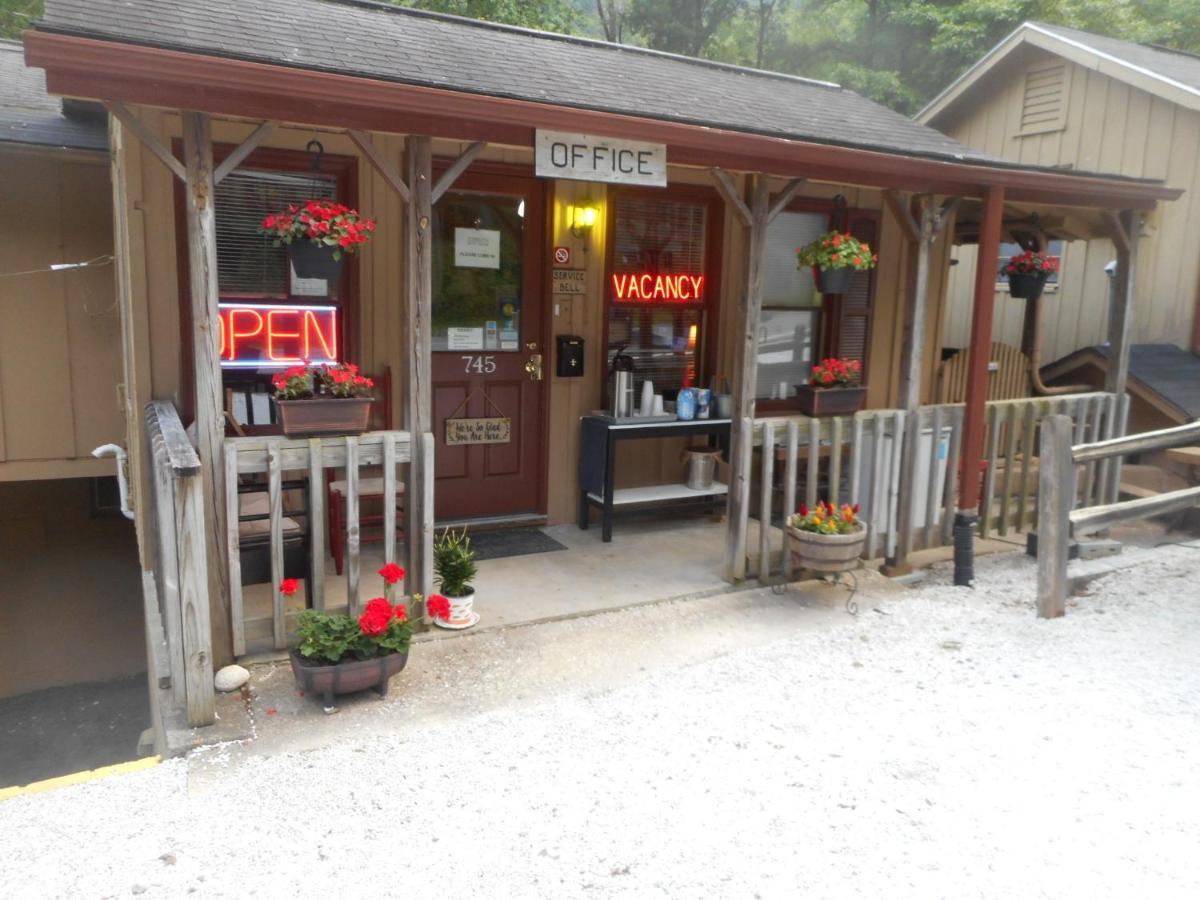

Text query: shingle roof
(1036, 22), (1200, 96)
(35, 0), (995, 165)
(0, 39), (107, 150)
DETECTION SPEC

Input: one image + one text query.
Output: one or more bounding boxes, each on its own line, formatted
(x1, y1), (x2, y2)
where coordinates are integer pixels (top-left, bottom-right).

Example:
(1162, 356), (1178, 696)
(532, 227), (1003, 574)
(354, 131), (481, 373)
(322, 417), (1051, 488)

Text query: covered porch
(24, 0), (1179, 736)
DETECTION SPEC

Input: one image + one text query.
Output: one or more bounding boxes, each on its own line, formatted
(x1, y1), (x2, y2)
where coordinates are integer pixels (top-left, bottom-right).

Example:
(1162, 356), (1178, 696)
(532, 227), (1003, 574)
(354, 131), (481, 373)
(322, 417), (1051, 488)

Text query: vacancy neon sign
(218, 303), (339, 369)
(611, 273), (704, 303)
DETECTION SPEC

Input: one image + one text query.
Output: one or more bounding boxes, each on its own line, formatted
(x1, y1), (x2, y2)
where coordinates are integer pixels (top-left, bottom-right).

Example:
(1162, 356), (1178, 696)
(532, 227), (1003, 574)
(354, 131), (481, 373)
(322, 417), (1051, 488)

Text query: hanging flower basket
(785, 501), (865, 574)
(260, 199), (376, 281)
(797, 230), (878, 295)
(272, 362), (375, 437)
(1004, 249), (1058, 300)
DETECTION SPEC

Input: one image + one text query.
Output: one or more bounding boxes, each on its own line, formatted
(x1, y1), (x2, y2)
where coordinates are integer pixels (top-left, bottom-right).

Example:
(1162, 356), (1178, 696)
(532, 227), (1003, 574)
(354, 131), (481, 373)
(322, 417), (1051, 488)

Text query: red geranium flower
(426, 594), (452, 621)
(279, 578), (300, 597)
(358, 597), (393, 636)
(378, 562), (406, 585)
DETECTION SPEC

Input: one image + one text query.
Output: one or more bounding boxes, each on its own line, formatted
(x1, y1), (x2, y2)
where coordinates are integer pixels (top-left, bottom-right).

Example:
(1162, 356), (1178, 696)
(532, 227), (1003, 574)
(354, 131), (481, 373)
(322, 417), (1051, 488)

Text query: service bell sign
(536, 130), (667, 187)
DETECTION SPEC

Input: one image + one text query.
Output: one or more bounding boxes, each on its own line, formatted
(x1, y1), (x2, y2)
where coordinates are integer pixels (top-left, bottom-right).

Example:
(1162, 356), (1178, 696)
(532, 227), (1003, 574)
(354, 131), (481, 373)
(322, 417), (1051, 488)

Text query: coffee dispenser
(610, 346), (635, 418)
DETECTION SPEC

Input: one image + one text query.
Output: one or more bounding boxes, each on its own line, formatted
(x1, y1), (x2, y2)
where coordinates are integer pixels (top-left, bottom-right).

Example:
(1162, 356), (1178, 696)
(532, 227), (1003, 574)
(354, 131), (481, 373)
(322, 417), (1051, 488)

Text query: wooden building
(0, 40), (144, 700)
(920, 22), (1200, 365)
(20, 0), (1178, 739)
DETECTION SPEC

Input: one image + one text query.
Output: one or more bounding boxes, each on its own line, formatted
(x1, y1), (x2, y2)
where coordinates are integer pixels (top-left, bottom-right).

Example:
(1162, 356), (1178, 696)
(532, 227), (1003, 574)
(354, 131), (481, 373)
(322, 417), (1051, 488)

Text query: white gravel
(4, 547), (1199, 899)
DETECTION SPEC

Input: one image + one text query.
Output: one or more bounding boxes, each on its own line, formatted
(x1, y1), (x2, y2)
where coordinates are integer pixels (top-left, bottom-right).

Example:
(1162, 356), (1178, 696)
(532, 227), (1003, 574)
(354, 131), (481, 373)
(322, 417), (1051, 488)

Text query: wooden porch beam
(181, 111), (232, 664)
(104, 101), (186, 182)
(767, 178), (806, 223)
(723, 174), (770, 582)
(432, 141), (487, 204)
(1103, 209), (1132, 254)
(213, 121), (277, 185)
(404, 135), (434, 605)
(710, 168), (753, 227)
(883, 190), (921, 244)
(348, 129), (410, 202)
(1105, 210), (1138, 397)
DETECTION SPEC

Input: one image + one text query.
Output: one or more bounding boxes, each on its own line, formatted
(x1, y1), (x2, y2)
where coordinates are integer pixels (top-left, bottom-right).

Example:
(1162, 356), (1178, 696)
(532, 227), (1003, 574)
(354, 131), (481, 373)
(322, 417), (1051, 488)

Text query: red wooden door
(430, 170), (547, 521)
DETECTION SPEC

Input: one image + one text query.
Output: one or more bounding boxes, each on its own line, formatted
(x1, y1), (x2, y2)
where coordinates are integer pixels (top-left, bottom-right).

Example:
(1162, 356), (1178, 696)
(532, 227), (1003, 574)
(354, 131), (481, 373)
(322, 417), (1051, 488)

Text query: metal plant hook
(306, 140), (326, 196)
(831, 193), (848, 233)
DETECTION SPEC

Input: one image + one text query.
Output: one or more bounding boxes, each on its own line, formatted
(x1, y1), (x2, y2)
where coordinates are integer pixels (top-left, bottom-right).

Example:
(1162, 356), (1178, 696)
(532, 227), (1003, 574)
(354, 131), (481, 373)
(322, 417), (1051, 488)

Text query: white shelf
(588, 481), (728, 507)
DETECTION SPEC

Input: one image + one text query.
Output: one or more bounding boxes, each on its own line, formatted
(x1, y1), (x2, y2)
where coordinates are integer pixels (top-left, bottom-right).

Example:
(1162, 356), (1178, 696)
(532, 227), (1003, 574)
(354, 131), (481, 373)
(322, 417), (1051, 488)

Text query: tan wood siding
(938, 49), (1200, 361)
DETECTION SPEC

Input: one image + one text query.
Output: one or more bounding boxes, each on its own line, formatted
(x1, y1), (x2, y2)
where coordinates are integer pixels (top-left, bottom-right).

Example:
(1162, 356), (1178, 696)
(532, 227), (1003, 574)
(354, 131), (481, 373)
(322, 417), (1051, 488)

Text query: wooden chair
(936, 342), (1032, 403)
(236, 484), (311, 589)
(327, 368), (404, 574)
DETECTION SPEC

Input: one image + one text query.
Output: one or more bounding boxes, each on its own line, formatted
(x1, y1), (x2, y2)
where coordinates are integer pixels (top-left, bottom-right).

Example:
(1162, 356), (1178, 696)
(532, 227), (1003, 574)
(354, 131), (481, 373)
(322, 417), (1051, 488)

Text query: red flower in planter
(393, 604), (408, 623)
(359, 597), (394, 636)
(426, 594), (452, 621)
(279, 578), (300, 597)
(378, 563), (406, 585)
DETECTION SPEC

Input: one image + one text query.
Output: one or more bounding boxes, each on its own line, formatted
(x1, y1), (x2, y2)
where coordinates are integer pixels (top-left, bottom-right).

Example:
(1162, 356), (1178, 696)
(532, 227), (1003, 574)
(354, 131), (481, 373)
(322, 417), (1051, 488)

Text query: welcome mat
(467, 528), (568, 562)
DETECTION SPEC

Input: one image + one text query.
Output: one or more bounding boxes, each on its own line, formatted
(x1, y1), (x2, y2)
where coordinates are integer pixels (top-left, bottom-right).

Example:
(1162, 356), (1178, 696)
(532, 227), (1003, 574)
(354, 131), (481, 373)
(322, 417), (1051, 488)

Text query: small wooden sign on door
(446, 416), (512, 445)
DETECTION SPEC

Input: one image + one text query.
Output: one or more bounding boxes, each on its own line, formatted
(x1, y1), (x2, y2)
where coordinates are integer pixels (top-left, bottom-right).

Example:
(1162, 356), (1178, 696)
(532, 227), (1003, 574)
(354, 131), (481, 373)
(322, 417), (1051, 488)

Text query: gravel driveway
(3, 546), (1198, 899)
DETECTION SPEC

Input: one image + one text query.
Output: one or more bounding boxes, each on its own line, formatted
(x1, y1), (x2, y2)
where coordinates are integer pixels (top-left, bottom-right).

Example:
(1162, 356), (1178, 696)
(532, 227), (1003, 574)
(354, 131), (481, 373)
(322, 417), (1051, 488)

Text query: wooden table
(577, 416), (731, 542)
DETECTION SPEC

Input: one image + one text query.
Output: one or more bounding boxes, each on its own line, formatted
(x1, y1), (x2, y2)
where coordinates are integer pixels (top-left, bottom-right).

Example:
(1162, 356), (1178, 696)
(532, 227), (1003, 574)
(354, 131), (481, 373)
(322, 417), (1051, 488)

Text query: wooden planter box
(786, 526), (866, 574)
(289, 648), (409, 708)
(796, 385), (866, 417)
(275, 397), (372, 437)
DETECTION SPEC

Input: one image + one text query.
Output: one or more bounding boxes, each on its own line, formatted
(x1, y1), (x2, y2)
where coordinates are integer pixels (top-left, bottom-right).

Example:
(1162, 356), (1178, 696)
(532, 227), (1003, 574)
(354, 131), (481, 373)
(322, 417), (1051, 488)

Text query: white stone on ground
(2, 546), (1199, 898)
(212, 665), (249, 693)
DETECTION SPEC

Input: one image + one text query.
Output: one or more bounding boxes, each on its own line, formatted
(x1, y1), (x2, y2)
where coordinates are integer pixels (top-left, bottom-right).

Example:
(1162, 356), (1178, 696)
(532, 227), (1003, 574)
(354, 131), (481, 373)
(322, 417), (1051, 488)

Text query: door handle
(524, 354), (544, 381)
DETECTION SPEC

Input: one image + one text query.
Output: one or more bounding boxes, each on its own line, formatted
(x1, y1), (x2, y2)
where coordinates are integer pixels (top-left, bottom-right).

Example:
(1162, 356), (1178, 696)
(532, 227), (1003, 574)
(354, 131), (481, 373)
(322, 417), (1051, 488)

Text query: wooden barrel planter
(796, 385), (866, 417)
(275, 397), (372, 437)
(786, 526), (866, 574)
(289, 648), (409, 709)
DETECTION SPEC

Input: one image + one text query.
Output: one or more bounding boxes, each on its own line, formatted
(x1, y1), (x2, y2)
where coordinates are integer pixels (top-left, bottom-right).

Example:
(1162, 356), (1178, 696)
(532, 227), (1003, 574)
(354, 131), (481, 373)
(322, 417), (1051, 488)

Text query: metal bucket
(683, 448), (720, 490)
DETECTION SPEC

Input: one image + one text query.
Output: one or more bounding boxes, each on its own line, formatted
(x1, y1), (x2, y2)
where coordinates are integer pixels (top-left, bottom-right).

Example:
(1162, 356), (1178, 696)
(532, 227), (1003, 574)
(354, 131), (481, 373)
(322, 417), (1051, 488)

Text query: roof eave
(23, 30), (1180, 210)
(919, 22), (1200, 125)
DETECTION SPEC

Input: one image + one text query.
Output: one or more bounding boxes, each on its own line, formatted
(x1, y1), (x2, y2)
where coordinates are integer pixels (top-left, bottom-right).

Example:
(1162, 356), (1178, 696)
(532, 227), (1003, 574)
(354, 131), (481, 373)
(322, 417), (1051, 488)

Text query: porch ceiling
(24, 1), (1181, 211)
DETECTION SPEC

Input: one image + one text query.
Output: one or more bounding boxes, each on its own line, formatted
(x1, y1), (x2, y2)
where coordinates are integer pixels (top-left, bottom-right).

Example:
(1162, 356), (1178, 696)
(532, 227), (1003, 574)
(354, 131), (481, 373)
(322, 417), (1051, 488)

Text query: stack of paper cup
(640, 380), (655, 416)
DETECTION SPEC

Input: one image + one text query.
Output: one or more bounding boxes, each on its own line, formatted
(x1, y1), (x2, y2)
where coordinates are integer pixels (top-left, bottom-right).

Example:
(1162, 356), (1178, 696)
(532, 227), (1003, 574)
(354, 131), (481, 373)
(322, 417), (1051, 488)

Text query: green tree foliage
(1, 0), (42, 41)
(625, 0), (746, 56)
(401, 0), (580, 31)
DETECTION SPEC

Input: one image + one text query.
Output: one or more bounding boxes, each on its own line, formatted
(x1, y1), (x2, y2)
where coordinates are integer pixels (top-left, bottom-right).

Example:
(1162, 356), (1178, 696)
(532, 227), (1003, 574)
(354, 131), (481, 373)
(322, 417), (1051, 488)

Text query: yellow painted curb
(0, 755), (161, 801)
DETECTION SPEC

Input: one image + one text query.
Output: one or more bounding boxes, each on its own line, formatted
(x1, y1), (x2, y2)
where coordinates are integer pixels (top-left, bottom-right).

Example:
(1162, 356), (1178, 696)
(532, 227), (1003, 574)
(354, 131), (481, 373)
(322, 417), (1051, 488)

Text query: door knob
(524, 354), (544, 381)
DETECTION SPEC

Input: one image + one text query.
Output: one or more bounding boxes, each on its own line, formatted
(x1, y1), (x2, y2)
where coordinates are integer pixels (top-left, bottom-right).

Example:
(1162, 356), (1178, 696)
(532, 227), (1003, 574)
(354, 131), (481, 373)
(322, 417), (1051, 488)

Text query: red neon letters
(218, 304), (339, 367)
(611, 273), (704, 302)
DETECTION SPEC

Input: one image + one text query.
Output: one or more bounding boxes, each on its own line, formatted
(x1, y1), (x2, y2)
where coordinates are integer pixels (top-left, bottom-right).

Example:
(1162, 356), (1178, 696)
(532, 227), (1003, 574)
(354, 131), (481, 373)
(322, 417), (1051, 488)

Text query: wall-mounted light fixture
(568, 202), (599, 240)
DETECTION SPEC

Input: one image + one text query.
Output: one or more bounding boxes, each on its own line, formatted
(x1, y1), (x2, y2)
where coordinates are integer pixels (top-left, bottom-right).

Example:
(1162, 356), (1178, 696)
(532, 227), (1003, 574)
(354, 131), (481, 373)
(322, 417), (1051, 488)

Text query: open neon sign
(218, 303), (339, 369)
(611, 273), (704, 303)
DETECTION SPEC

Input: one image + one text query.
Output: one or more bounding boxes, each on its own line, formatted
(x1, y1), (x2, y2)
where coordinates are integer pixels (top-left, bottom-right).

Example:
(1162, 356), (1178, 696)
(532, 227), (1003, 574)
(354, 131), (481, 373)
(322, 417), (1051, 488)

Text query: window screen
(997, 241), (1063, 287)
(215, 169), (338, 298)
(762, 211), (826, 309)
(607, 194), (709, 395)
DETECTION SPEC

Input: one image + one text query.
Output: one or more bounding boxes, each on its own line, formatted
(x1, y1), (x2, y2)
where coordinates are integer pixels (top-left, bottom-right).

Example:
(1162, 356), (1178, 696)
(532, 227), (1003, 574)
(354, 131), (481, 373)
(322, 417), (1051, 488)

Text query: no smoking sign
(553, 246), (571, 265)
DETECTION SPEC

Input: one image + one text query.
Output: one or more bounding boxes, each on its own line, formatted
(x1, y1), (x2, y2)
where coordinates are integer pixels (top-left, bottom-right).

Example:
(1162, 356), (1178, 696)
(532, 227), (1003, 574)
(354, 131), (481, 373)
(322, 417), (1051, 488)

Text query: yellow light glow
(568, 204), (599, 231)
(687, 324), (698, 349)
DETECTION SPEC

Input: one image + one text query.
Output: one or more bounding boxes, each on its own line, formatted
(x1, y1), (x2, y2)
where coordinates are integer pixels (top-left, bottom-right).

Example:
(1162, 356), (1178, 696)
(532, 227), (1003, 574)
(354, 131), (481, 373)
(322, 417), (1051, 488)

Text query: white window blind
(215, 169), (337, 297)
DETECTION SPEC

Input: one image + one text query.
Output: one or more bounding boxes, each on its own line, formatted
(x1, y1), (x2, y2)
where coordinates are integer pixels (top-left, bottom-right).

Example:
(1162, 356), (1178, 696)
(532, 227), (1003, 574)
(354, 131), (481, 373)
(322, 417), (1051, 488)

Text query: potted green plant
(260, 199), (376, 281)
(796, 230), (878, 294)
(285, 570), (451, 710)
(796, 357), (865, 417)
(785, 500), (865, 574)
(272, 362), (374, 437)
(433, 528), (479, 630)
(1004, 249), (1059, 300)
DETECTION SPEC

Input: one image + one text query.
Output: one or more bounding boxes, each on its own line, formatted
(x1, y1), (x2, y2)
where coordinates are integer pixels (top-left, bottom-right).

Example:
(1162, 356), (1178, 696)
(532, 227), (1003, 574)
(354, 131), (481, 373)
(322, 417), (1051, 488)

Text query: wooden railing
(145, 401), (215, 728)
(743, 409), (906, 581)
(738, 392), (1120, 584)
(976, 392), (1124, 538)
(223, 430), (432, 657)
(1036, 416), (1200, 617)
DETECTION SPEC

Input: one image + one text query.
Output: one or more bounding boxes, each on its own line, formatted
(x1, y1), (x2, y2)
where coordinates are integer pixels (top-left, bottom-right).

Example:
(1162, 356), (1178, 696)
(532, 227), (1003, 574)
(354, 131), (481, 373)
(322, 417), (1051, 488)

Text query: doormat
(467, 528), (568, 562)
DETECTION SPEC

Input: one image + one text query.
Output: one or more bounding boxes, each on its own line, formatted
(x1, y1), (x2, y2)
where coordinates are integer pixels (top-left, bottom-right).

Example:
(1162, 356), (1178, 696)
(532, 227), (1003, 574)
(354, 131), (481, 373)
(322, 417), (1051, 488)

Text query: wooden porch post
(1105, 210), (1137, 397)
(405, 135), (435, 605)
(181, 111), (232, 663)
(722, 173), (769, 582)
(954, 185), (1005, 586)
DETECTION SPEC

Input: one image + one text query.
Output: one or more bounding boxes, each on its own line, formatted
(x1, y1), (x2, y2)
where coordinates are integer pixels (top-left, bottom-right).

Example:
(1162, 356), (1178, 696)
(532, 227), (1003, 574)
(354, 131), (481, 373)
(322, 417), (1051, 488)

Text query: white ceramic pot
(434, 587), (478, 630)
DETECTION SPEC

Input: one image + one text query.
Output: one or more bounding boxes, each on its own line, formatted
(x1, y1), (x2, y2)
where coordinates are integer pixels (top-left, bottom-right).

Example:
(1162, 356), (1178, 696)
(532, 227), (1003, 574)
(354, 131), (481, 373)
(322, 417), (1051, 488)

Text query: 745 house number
(462, 355), (497, 374)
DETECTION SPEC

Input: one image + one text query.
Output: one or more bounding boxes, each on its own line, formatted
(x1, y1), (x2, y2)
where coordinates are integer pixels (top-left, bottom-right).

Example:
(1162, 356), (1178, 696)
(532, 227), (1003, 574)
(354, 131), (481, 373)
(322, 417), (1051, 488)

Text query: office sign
(536, 130), (667, 187)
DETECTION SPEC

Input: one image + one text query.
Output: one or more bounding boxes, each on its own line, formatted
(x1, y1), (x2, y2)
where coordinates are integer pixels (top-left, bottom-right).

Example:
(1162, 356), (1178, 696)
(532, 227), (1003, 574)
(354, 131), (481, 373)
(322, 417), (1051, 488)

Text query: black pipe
(953, 512), (977, 586)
